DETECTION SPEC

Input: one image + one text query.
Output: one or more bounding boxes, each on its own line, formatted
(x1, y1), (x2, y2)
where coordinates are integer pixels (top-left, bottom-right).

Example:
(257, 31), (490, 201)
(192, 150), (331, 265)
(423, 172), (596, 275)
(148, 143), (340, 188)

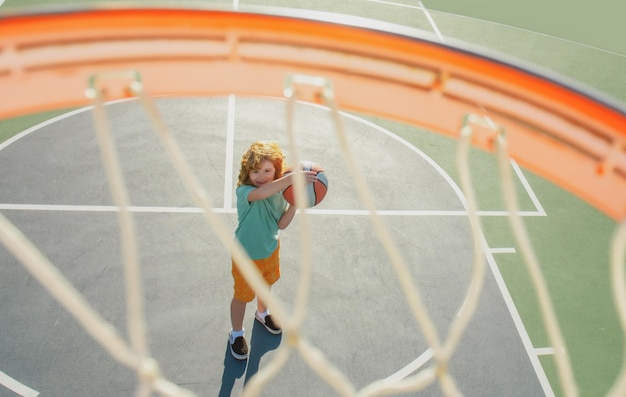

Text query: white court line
(477, 210), (544, 217)
(364, 0), (422, 10)
(0, 98), (135, 152)
(223, 95), (236, 209)
(512, 160), (546, 216)
(0, 0), (6, 7)
(0, 204), (233, 213)
(535, 347), (556, 356)
(0, 370), (39, 397)
(489, 247), (517, 254)
(313, 209), (544, 216)
(0, 204), (548, 217)
(0, 99), (545, 218)
(0, 108), (93, 152)
(417, 0), (446, 43)
(384, 348), (433, 383)
(233, 0), (238, 10)
(484, 240), (555, 397)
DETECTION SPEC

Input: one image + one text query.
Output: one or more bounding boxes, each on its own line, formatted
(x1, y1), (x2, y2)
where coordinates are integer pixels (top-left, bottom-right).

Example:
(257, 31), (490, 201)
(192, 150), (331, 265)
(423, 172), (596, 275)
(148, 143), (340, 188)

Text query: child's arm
(278, 204), (297, 230)
(247, 171), (317, 202)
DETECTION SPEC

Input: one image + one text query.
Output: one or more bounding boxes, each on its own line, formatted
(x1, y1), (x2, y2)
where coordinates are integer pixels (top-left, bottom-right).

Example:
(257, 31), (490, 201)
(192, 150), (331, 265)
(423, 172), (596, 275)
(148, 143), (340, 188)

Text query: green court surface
(1, 1), (625, 396)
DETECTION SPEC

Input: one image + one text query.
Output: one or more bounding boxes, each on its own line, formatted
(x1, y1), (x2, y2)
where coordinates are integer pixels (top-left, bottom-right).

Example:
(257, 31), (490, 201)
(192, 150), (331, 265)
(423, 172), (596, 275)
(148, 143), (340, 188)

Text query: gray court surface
(0, 97), (544, 396)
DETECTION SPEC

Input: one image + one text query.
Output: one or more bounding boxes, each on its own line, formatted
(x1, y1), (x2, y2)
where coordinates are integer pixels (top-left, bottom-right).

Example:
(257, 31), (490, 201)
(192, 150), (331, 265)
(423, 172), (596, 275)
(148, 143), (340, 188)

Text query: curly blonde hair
(237, 141), (286, 186)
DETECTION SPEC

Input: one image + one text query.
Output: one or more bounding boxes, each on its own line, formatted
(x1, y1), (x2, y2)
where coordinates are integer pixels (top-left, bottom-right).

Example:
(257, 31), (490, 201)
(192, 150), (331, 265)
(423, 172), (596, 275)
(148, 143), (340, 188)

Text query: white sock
(230, 328), (244, 343)
(257, 310), (269, 321)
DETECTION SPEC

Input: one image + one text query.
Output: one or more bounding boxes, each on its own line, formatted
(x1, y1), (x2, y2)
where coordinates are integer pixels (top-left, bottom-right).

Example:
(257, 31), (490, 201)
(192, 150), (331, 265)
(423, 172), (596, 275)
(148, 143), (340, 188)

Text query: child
(229, 141), (317, 360)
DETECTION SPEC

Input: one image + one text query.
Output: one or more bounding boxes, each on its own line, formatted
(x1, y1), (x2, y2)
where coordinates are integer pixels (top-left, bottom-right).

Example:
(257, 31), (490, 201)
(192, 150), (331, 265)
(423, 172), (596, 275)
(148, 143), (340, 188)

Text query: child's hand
(290, 170), (318, 184)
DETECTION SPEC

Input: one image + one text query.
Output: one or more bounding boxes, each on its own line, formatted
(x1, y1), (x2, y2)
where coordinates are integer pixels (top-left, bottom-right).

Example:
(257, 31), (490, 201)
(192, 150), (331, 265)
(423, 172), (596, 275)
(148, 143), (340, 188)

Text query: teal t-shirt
(234, 184), (288, 260)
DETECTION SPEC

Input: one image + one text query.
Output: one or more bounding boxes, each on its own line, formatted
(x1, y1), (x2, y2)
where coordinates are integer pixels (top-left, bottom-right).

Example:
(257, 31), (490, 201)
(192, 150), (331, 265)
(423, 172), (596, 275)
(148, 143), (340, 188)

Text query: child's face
(248, 159), (276, 188)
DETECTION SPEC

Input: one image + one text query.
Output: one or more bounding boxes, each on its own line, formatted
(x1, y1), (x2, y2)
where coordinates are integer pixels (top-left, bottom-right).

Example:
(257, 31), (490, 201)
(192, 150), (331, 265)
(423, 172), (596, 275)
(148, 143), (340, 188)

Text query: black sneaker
(255, 312), (282, 335)
(229, 333), (248, 360)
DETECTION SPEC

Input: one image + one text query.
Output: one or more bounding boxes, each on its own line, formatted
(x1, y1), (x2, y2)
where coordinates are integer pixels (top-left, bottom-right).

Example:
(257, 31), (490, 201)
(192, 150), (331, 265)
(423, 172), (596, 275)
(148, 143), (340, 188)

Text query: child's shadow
(218, 320), (283, 397)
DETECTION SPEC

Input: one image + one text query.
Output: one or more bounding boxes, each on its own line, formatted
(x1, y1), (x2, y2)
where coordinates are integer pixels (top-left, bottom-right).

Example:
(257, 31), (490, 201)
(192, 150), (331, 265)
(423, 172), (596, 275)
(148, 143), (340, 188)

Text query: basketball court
(1, 2), (625, 397)
(0, 95), (544, 396)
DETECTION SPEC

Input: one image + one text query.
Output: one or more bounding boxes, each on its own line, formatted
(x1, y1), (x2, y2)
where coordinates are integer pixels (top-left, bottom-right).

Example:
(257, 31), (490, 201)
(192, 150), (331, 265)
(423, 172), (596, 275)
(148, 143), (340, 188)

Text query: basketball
(283, 160), (328, 207)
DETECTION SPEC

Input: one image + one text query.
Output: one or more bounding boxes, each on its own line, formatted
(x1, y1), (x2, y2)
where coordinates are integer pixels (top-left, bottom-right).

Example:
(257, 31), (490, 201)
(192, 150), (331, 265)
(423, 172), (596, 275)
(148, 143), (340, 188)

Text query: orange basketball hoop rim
(1, 5), (625, 219)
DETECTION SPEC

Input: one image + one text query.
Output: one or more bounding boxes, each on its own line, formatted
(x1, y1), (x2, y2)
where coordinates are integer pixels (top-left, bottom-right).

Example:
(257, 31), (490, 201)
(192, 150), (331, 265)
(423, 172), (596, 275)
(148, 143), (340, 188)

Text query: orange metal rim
(1, 6), (625, 219)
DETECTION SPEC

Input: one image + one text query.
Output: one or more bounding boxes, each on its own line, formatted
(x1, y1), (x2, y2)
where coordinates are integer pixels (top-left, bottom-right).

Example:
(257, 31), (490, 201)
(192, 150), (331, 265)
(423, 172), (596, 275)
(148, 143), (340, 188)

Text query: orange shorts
(232, 243), (280, 303)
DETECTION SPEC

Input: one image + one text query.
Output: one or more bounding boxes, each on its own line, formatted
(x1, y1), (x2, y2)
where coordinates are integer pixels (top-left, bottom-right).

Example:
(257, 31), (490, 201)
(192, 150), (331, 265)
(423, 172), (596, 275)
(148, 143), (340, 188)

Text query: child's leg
(231, 257), (255, 331)
(257, 290), (269, 315)
(230, 297), (247, 331)
(229, 296), (249, 360)
(256, 243), (280, 316)
(254, 287), (281, 334)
